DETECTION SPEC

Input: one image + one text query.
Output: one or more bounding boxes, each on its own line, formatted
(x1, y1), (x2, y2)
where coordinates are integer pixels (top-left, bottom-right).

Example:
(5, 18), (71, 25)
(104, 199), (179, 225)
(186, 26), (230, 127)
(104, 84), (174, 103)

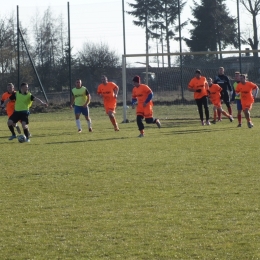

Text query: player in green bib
(70, 79), (92, 133)
(1, 82), (48, 142)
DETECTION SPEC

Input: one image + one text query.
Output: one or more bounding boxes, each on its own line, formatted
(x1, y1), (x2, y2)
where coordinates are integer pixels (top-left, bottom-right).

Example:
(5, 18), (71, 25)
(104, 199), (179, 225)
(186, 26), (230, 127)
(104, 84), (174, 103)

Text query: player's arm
(143, 91), (153, 107)
(253, 85), (259, 99)
(33, 96), (48, 107)
(113, 84), (119, 98)
(70, 93), (75, 108)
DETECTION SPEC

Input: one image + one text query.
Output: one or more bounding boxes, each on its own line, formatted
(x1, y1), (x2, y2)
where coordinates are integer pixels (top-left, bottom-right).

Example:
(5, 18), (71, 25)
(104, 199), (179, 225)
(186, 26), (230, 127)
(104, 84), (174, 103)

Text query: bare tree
(240, 0), (260, 58)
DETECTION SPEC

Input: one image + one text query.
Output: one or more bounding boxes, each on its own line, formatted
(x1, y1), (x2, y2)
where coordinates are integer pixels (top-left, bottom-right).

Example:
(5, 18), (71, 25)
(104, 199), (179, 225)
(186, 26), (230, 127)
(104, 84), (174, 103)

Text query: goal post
(121, 49), (260, 122)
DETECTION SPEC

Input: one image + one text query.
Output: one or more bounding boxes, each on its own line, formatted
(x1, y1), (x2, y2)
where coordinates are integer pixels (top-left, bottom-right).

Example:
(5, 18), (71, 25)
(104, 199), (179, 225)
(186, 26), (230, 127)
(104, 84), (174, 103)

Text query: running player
(232, 72), (242, 127)
(97, 75), (119, 131)
(235, 74), (259, 128)
(70, 79), (92, 133)
(131, 75), (161, 137)
(188, 69), (210, 125)
(207, 78), (233, 124)
(1, 82), (48, 142)
(1, 83), (21, 138)
(214, 67), (233, 121)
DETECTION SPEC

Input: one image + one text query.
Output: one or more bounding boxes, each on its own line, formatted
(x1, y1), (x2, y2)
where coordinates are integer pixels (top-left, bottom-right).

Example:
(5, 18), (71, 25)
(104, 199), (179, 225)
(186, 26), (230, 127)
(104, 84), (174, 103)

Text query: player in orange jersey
(97, 75), (119, 131)
(131, 75), (161, 137)
(235, 74), (259, 128)
(231, 72), (242, 127)
(1, 83), (22, 137)
(188, 69), (210, 125)
(207, 78), (234, 124)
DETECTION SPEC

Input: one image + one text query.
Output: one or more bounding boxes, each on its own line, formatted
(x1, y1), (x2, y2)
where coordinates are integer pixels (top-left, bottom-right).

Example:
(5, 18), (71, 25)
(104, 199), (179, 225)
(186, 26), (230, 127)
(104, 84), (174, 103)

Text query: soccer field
(0, 105), (259, 259)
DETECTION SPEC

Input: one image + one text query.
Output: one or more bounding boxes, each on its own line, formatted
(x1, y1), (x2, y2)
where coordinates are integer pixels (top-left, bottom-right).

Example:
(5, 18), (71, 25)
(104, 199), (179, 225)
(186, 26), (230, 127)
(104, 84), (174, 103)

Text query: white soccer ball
(18, 135), (26, 143)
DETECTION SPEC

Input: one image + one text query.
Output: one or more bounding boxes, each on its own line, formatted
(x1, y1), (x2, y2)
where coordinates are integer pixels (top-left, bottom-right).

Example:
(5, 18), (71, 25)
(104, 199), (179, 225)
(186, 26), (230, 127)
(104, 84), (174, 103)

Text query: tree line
(0, 0), (259, 94)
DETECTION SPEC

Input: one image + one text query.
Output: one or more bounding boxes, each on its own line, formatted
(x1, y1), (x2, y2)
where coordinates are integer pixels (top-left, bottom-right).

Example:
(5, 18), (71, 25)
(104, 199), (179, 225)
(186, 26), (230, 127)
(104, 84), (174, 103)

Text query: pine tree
(185, 0), (238, 55)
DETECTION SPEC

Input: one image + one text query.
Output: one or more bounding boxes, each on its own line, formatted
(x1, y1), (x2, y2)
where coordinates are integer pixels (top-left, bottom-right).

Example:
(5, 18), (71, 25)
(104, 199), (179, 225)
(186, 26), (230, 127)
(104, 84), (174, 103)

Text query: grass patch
(0, 105), (259, 259)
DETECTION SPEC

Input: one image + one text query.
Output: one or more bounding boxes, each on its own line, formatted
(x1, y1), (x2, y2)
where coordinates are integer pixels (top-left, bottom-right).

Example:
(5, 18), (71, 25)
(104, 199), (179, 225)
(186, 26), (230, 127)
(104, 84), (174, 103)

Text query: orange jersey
(208, 84), (222, 103)
(132, 84), (153, 117)
(235, 81), (257, 104)
(97, 82), (118, 103)
(1, 91), (16, 116)
(188, 76), (208, 99)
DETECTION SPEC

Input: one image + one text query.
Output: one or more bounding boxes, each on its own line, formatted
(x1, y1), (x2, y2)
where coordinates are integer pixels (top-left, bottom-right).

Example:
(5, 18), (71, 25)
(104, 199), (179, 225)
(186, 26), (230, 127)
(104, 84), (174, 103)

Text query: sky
(0, 0), (254, 63)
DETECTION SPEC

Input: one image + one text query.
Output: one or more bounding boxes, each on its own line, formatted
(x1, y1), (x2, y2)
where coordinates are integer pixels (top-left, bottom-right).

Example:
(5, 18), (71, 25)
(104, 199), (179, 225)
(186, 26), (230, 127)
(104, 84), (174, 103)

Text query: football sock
(8, 125), (15, 135)
(217, 110), (221, 120)
(87, 119), (92, 128)
(76, 119), (81, 130)
(24, 128), (29, 138)
(214, 110), (217, 121)
(238, 114), (242, 124)
(228, 107), (232, 116)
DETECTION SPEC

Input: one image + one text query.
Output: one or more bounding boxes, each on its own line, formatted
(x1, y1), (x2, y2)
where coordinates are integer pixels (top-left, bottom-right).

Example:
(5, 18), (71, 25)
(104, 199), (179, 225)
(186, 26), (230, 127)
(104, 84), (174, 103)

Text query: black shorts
(9, 111), (29, 124)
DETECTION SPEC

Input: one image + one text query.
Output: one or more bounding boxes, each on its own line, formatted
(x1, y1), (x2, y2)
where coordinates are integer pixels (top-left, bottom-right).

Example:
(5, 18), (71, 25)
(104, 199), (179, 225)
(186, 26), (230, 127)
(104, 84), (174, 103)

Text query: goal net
(121, 50), (260, 123)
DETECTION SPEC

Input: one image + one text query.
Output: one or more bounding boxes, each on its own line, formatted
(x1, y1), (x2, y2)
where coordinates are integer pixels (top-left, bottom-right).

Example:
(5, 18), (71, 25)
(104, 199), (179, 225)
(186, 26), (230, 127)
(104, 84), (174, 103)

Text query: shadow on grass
(45, 136), (130, 144)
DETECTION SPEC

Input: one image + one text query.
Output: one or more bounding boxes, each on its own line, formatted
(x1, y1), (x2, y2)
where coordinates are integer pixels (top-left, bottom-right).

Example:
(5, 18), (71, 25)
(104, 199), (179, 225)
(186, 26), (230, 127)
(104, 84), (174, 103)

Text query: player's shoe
(206, 120), (211, 125)
(16, 125), (21, 134)
(78, 129), (82, 133)
(114, 124), (119, 131)
(217, 118), (222, 122)
(138, 133), (144, 137)
(155, 119), (161, 128)
(201, 121), (205, 126)
(89, 127), (93, 132)
(211, 120), (216, 124)
(9, 135), (16, 140)
(25, 138), (30, 143)
(247, 122), (253, 128)
(237, 123), (242, 127)
(229, 116), (234, 122)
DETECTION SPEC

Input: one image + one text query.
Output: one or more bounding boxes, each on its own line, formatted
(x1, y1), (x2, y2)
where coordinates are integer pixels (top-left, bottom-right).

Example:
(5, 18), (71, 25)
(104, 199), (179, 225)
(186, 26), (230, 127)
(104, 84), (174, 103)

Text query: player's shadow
(45, 136), (130, 144)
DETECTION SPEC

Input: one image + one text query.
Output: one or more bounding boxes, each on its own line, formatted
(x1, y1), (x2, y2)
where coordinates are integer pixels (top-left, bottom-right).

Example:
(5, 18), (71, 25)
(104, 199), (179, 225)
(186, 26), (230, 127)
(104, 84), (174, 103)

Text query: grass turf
(0, 105), (259, 259)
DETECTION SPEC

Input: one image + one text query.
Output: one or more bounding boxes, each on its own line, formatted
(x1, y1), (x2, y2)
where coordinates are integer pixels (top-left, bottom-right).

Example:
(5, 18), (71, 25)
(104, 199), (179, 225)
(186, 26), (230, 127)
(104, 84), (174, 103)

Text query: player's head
(133, 75), (141, 86)
(207, 77), (213, 86)
(76, 79), (82, 88)
(195, 69), (201, 79)
(7, 83), (14, 93)
(218, 67), (224, 75)
(240, 74), (247, 83)
(20, 82), (29, 93)
(234, 71), (240, 81)
(101, 75), (108, 84)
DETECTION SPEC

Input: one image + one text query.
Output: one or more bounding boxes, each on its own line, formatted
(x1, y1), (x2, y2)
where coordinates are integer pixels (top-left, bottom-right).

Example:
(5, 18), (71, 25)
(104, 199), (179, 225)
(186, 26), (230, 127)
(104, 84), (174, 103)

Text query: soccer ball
(18, 135), (26, 143)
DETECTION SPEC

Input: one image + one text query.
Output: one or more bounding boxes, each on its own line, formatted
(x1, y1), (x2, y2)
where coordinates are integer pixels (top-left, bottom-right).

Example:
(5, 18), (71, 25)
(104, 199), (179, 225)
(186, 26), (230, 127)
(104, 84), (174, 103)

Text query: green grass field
(0, 105), (259, 259)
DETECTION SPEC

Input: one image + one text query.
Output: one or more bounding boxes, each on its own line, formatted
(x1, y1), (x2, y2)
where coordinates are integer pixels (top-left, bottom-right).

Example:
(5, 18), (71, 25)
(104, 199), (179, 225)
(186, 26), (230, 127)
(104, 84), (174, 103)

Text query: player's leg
(144, 104), (161, 128)
(20, 113), (30, 141)
(137, 114), (144, 137)
(7, 110), (21, 134)
(7, 112), (19, 140)
(211, 106), (217, 124)
(195, 98), (204, 125)
(107, 104), (119, 131)
(243, 104), (253, 128)
(82, 106), (92, 132)
(223, 91), (232, 116)
(236, 100), (242, 127)
(202, 96), (210, 125)
(219, 107), (233, 122)
(74, 105), (82, 133)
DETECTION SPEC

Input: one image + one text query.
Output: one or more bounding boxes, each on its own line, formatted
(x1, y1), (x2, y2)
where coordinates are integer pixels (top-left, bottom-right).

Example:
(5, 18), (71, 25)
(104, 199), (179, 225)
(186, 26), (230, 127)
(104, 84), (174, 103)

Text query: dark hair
(195, 69), (201, 74)
(21, 82), (28, 87)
